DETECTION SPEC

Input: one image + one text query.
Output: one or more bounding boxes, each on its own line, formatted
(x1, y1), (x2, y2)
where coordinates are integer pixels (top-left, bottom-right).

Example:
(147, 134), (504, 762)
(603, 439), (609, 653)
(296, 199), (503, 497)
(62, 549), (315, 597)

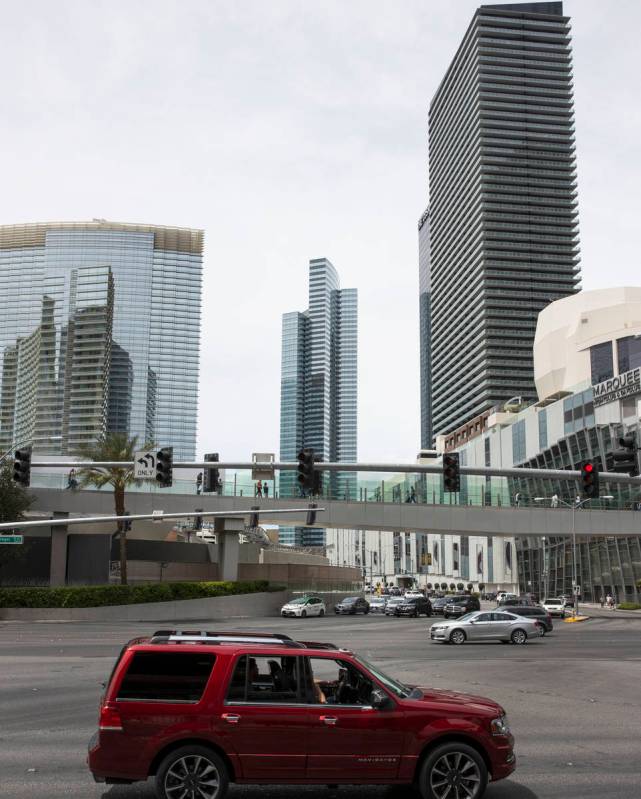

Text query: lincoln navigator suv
(88, 630), (516, 799)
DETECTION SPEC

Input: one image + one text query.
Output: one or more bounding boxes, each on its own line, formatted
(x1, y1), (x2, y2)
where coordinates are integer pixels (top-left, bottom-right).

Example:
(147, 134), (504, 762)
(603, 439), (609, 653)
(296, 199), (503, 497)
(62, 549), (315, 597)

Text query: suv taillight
(99, 702), (123, 732)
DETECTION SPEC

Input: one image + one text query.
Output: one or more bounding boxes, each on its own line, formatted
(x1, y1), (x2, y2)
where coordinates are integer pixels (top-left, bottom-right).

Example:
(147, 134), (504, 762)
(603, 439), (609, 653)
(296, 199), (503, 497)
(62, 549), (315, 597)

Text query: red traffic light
(583, 462), (593, 473)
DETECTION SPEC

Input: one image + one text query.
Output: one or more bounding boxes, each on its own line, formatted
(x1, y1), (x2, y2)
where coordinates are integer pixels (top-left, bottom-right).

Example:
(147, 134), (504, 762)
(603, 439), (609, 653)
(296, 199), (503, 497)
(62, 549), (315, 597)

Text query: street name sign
(0, 535), (24, 544)
(134, 450), (156, 480)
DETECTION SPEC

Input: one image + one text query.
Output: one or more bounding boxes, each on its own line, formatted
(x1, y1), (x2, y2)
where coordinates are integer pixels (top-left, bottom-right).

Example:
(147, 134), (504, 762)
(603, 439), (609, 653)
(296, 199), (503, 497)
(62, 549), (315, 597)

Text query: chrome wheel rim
(512, 630), (526, 644)
(165, 755), (220, 799)
(450, 630), (465, 644)
(430, 751), (481, 799)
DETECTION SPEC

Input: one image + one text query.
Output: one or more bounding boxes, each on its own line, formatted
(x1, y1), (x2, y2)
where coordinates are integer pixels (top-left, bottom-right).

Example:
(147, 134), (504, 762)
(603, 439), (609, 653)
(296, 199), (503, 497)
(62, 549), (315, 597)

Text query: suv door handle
(320, 716), (338, 726)
(222, 713), (241, 724)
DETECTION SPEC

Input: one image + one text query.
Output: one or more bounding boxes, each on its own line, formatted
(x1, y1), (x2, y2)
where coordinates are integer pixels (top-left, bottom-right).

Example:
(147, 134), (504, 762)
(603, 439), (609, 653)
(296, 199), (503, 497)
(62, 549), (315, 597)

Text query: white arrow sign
(134, 450), (156, 480)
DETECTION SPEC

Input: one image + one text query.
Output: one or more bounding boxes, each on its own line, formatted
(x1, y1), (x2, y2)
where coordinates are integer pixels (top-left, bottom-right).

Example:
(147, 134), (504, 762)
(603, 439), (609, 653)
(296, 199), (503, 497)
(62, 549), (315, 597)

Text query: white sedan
(541, 598), (567, 617)
(280, 596), (326, 618)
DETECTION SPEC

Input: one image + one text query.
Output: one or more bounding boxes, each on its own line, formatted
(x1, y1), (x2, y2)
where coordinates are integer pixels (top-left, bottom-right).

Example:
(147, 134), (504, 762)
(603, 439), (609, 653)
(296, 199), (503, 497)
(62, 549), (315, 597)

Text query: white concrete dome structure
(534, 287), (641, 401)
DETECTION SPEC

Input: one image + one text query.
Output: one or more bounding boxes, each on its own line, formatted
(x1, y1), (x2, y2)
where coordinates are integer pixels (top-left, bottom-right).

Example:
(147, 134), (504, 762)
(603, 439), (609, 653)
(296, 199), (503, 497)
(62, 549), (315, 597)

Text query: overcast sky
(1, 0), (639, 463)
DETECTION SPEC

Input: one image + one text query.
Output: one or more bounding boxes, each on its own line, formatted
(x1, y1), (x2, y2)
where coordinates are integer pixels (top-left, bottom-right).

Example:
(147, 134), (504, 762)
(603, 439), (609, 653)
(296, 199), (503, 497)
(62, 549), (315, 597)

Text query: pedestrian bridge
(28, 487), (641, 539)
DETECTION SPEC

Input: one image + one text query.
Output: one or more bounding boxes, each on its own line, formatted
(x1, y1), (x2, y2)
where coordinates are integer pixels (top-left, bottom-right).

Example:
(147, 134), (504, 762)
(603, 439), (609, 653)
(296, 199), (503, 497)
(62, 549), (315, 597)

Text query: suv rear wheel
(418, 741), (487, 799)
(156, 745), (228, 799)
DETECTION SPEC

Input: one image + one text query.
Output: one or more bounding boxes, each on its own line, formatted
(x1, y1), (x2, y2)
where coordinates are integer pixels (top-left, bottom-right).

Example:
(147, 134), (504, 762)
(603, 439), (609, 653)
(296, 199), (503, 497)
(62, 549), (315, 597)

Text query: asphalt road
(1, 610), (641, 799)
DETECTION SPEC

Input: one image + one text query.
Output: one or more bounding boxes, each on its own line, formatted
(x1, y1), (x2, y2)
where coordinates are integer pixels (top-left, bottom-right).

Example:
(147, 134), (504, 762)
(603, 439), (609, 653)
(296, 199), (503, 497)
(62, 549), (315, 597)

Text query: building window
(590, 342), (614, 385)
(512, 419), (526, 465)
(538, 409), (548, 451)
(617, 335), (641, 375)
(484, 437), (491, 467)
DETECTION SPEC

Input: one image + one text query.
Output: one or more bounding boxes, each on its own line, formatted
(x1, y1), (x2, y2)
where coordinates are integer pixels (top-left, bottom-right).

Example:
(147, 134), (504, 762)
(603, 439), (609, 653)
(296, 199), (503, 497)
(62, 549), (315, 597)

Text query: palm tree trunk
(114, 485), (127, 585)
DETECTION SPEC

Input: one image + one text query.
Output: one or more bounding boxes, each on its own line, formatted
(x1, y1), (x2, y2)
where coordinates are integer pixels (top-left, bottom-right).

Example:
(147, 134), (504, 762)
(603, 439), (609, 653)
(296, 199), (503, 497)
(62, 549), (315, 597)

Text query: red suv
(88, 630), (515, 799)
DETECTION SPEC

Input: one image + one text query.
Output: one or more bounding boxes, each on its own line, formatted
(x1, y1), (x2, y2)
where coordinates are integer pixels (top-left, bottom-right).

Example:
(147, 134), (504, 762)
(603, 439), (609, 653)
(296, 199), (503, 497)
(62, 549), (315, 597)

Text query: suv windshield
(355, 656), (410, 699)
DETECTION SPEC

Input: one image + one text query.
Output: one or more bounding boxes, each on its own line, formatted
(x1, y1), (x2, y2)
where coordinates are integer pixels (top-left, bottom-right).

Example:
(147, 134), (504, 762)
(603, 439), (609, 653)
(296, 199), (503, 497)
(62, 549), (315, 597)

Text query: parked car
(430, 610), (543, 645)
(496, 592), (518, 605)
(89, 628), (516, 797)
(281, 596), (326, 618)
(430, 596), (451, 615)
(443, 595), (481, 618)
(393, 596), (433, 617)
(505, 605), (553, 634)
(384, 596), (406, 616)
(368, 596), (388, 614)
(388, 586), (402, 596)
(559, 595), (575, 608)
(334, 596), (370, 615)
(497, 596), (533, 608)
(541, 598), (567, 617)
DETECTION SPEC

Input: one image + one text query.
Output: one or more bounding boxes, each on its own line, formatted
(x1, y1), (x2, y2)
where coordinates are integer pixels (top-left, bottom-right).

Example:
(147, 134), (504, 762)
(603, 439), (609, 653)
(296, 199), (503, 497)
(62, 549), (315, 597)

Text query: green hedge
(617, 602), (641, 611)
(0, 580), (277, 608)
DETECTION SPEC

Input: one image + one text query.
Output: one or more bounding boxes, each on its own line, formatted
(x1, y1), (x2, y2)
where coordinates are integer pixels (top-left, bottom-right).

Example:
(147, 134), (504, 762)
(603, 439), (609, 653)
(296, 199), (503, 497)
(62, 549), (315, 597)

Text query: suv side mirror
(370, 688), (394, 711)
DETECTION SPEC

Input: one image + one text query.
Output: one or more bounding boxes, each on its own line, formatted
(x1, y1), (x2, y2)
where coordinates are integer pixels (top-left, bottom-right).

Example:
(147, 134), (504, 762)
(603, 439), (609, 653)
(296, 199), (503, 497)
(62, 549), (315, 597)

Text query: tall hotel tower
(425, 2), (580, 442)
(279, 258), (357, 546)
(0, 221), (203, 459)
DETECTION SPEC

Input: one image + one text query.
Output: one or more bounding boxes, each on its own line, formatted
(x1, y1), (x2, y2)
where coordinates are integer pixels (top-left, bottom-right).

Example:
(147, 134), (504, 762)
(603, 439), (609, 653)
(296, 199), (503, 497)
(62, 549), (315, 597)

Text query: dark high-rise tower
(418, 207), (433, 449)
(427, 2), (580, 439)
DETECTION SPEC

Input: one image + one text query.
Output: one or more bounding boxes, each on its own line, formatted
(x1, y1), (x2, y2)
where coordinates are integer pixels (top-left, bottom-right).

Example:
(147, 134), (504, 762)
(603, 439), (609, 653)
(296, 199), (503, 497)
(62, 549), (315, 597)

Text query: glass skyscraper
(0, 221), (203, 459)
(279, 258), (358, 546)
(427, 2), (580, 440)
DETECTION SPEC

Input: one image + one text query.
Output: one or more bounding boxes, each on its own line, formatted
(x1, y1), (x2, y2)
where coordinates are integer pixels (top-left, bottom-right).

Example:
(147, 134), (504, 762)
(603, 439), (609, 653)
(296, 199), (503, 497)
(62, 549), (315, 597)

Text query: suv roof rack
(147, 630), (342, 650)
(148, 630), (306, 648)
(152, 630), (296, 641)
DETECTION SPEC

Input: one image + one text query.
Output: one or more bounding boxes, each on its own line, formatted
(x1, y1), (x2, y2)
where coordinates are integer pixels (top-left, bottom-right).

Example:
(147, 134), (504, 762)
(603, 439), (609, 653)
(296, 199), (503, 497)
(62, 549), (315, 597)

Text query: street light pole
(535, 494), (613, 618)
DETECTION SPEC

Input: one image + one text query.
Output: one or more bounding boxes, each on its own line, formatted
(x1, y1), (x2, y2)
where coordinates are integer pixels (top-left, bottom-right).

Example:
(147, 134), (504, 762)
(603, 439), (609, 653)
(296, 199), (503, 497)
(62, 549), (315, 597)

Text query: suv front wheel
(156, 745), (228, 799)
(418, 741), (487, 799)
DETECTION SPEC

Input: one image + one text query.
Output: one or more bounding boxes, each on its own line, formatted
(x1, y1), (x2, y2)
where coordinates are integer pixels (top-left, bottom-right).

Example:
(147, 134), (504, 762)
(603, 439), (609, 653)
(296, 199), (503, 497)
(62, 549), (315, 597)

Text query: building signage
(593, 368), (641, 408)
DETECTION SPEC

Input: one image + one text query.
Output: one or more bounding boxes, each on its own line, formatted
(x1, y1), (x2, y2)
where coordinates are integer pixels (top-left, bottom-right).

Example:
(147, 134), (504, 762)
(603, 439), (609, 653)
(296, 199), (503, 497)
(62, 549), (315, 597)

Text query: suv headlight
(490, 715), (510, 736)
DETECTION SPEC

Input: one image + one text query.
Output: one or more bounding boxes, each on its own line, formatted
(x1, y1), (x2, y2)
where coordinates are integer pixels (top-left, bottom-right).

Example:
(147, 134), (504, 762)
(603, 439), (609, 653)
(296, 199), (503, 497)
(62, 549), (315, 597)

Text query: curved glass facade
(0, 221), (203, 459)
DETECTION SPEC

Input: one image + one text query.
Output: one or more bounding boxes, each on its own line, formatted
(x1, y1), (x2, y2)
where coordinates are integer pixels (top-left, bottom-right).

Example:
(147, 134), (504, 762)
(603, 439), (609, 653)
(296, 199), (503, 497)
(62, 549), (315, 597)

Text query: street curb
(564, 615), (590, 623)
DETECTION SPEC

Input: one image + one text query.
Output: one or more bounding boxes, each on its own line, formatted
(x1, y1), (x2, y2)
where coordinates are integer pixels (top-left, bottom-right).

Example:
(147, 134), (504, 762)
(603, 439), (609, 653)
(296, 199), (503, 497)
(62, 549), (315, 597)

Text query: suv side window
(307, 657), (373, 706)
(225, 655), (302, 704)
(117, 652), (215, 703)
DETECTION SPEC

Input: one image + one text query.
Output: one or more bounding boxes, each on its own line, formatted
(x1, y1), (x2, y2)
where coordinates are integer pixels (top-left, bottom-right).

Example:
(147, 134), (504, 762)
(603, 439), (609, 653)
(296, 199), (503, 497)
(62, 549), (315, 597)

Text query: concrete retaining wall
(0, 590), (289, 623)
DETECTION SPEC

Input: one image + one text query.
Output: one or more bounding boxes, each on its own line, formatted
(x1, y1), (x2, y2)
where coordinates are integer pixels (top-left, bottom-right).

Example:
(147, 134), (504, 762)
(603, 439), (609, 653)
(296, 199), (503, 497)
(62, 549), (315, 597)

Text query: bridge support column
(49, 512), (69, 586)
(215, 517), (246, 581)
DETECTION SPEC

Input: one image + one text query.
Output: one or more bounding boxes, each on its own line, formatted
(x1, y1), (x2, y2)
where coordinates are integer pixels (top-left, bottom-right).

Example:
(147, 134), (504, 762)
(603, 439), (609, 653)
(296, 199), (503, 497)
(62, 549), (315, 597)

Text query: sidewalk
(580, 602), (641, 619)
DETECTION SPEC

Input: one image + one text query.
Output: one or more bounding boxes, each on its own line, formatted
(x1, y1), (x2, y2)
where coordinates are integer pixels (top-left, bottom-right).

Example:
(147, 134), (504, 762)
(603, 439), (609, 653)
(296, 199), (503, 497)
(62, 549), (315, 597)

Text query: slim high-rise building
(418, 207), (432, 449)
(0, 221), (203, 458)
(427, 2), (580, 440)
(279, 258), (357, 546)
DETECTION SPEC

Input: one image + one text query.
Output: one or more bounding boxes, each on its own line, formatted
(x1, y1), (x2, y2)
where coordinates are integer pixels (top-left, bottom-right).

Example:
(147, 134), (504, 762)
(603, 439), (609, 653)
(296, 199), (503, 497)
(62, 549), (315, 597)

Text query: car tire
(364, 608), (370, 614)
(417, 741), (487, 799)
(449, 629), (466, 645)
(510, 628), (527, 645)
(301, 610), (307, 618)
(319, 609), (325, 617)
(156, 745), (228, 799)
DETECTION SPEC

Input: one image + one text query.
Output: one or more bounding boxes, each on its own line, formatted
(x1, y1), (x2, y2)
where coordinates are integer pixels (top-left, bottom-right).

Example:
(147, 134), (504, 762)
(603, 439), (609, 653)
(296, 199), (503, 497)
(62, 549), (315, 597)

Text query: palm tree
(74, 433), (151, 585)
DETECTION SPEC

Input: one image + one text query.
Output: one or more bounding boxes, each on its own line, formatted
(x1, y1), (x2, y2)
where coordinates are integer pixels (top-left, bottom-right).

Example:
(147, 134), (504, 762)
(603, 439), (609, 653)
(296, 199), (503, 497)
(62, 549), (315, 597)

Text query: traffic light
(13, 446), (32, 487)
(580, 460), (599, 499)
(443, 452), (460, 493)
(312, 457), (322, 496)
(194, 509), (203, 530)
(297, 447), (315, 492)
(155, 447), (173, 487)
(612, 433), (637, 476)
(203, 452), (220, 493)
